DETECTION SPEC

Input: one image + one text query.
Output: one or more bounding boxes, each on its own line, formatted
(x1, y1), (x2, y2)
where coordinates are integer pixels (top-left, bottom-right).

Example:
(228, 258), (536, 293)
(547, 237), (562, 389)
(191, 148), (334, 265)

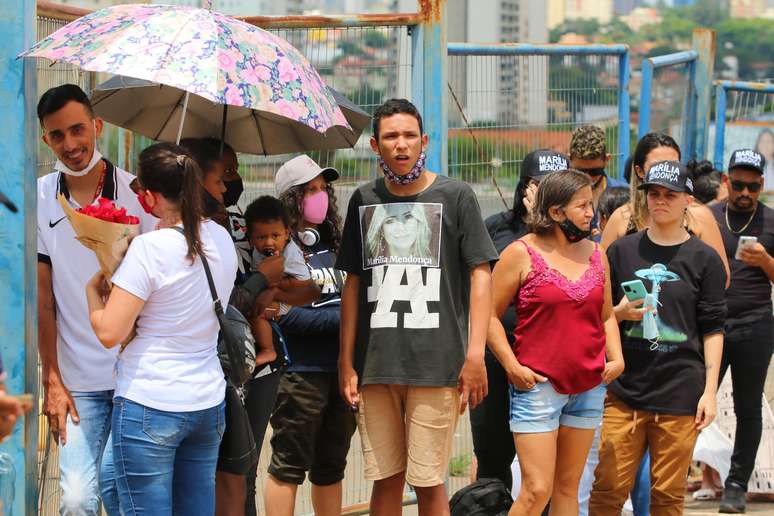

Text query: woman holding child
(181, 138), (294, 516)
(260, 154), (357, 516)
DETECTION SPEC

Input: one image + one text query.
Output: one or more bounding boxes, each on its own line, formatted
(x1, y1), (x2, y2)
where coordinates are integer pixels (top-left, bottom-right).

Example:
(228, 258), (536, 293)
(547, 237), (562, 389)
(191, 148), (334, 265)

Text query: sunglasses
(730, 180), (762, 193)
(576, 167), (606, 177)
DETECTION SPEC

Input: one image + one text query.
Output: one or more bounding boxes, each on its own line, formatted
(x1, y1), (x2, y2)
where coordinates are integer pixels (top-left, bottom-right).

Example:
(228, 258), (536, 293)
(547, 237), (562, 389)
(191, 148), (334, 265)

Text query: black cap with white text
(521, 150), (570, 180)
(728, 148), (765, 175)
(638, 160), (694, 193)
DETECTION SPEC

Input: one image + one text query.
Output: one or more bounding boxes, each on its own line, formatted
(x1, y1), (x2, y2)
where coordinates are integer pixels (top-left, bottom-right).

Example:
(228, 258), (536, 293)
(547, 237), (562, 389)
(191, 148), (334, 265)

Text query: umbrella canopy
(91, 75), (370, 155)
(20, 4), (349, 134)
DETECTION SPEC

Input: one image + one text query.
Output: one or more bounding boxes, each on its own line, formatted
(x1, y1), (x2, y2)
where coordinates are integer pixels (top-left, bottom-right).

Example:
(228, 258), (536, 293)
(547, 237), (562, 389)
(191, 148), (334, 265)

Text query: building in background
(547, 0), (567, 28)
(563, 0), (614, 24)
(621, 6), (662, 30)
(613, 0), (636, 15)
(446, 0), (548, 127)
(730, 0), (774, 18)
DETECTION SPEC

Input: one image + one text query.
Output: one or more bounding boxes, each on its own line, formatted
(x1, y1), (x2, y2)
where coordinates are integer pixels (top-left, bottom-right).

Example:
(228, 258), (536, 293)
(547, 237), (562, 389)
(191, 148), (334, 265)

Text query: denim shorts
(509, 381), (606, 433)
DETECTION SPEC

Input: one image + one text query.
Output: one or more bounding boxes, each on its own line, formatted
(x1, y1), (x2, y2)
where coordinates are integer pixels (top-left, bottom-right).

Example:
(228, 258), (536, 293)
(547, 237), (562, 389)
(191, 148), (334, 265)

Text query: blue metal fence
(447, 43), (629, 217)
(713, 80), (774, 184)
(638, 51), (698, 160)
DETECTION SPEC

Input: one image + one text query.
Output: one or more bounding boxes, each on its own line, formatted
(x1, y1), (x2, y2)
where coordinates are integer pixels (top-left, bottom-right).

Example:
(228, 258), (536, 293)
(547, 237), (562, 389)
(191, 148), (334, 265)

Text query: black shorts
(268, 371), (357, 485)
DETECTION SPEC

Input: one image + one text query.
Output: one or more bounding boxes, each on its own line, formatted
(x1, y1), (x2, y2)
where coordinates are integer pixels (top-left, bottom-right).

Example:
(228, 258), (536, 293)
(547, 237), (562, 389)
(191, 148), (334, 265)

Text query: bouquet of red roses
(58, 194), (141, 281)
(77, 197), (140, 225)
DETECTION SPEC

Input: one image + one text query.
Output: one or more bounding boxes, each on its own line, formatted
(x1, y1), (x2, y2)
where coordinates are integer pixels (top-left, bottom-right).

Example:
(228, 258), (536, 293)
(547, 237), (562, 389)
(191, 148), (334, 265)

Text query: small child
(243, 196), (318, 364)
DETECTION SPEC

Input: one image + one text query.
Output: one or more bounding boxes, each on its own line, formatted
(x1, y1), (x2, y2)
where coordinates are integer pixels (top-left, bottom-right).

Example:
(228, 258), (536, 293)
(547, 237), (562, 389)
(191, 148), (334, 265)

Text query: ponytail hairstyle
(687, 159), (720, 205)
(630, 133), (681, 230)
(138, 142), (204, 262)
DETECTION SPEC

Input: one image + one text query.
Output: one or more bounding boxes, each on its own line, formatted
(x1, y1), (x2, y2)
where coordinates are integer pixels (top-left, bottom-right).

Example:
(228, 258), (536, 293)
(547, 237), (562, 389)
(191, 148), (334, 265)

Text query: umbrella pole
(219, 104), (228, 157)
(175, 91), (190, 145)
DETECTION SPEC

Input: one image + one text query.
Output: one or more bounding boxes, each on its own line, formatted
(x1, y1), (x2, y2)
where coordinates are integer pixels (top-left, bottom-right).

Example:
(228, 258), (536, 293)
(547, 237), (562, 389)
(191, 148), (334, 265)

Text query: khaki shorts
(357, 384), (459, 487)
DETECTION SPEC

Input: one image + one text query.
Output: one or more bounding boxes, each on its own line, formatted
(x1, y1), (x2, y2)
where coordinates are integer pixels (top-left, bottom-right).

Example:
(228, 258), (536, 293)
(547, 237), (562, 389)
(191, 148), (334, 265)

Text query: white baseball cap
(275, 154), (339, 195)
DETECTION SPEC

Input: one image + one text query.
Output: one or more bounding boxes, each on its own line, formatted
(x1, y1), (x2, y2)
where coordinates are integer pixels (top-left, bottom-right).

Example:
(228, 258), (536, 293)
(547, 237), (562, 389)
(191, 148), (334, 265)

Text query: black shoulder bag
(172, 227), (256, 386)
(173, 227), (259, 473)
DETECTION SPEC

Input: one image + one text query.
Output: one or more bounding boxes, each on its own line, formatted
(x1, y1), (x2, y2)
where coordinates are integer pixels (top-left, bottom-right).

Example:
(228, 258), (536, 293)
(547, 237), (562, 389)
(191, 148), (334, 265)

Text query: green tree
(337, 40), (365, 58)
(689, 0), (729, 27)
(715, 18), (774, 77)
(549, 18), (601, 43)
(363, 29), (389, 49)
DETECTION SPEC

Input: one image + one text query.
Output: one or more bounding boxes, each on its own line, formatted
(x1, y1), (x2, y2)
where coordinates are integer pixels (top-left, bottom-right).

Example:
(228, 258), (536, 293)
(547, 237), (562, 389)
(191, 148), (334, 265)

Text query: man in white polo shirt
(37, 84), (155, 515)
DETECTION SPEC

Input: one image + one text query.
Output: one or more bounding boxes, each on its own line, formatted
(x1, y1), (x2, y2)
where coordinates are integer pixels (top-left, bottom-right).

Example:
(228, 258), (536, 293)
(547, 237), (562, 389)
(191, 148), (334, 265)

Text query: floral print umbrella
(20, 4), (349, 134)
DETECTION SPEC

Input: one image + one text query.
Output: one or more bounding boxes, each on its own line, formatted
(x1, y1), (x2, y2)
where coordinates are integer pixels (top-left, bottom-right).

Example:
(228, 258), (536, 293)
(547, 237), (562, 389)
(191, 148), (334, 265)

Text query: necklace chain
(724, 203), (757, 234)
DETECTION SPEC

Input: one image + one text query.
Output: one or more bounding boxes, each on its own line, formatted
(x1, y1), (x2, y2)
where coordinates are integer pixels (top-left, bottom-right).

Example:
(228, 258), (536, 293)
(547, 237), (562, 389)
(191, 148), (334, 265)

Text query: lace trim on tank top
(517, 240), (605, 309)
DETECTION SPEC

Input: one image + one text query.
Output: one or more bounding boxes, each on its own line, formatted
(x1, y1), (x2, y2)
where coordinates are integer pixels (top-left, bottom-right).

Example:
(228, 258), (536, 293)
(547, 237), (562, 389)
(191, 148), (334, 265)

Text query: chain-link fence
(638, 51), (698, 161)
(447, 44), (629, 219)
(34, 9), (467, 516)
(236, 24), (413, 215)
(713, 81), (774, 189)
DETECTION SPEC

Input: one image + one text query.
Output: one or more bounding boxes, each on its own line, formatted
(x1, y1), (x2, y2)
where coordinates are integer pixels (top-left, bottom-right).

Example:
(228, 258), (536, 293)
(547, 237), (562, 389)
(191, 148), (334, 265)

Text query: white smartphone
(735, 236), (758, 260)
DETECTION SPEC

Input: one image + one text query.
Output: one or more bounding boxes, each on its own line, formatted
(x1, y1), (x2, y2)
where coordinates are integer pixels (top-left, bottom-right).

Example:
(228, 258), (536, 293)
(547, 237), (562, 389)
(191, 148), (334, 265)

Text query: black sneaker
(719, 484), (746, 514)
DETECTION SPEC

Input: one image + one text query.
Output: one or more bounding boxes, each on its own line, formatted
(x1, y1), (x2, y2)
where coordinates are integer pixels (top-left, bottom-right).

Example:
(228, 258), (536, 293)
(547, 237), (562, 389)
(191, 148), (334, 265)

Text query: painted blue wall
(0, 0), (38, 514)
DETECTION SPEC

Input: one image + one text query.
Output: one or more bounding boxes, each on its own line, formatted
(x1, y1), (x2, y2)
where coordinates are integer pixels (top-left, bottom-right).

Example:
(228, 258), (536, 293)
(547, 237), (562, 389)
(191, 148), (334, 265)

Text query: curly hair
(279, 182), (342, 254)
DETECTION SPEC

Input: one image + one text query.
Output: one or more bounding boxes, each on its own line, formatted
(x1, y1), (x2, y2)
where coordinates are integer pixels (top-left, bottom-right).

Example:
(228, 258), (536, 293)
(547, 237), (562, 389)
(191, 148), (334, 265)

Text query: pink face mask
(302, 190), (328, 224)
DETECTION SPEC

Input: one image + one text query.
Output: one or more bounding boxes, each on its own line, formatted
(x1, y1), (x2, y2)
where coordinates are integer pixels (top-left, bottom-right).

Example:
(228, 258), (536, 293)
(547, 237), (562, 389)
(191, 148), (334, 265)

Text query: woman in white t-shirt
(86, 142), (238, 515)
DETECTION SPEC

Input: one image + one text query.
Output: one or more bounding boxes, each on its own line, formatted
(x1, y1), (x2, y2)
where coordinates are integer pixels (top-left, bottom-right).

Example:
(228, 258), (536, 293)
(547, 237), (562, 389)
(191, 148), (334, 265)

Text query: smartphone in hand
(621, 279), (648, 302)
(735, 236), (758, 260)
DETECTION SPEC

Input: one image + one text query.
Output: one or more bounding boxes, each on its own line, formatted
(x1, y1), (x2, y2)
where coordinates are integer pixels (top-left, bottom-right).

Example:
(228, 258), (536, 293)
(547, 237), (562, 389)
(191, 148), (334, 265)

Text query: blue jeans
(59, 390), (119, 516)
(632, 452), (651, 516)
(510, 381), (606, 433)
(112, 397), (225, 515)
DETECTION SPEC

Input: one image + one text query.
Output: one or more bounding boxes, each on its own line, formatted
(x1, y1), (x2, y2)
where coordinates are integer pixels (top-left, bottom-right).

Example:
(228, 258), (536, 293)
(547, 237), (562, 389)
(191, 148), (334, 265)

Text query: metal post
(617, 51), (631, 179)
(0, 0), (39, 514)
(692, 28), (716, 161)
(416, 0), (447, 175)
(117, 127), (126, 170)
(638, 59), (654, 141)
(683, 59), (697, 161)
(713, 83), (727, 170)
(712, 80), (774, 170)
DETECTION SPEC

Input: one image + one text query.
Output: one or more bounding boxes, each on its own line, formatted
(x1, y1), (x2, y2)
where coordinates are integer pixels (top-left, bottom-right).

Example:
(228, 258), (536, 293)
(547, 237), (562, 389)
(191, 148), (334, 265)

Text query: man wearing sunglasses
(710, 148), (774, 514)
(569, 125), (628, 240)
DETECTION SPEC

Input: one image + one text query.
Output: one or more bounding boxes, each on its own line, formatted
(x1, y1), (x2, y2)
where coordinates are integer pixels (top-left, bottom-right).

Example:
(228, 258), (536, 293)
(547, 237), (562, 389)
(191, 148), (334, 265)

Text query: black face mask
(202, 190), (223, 216)
(223, 179), (244, 207)
(558, 218), (591, 243)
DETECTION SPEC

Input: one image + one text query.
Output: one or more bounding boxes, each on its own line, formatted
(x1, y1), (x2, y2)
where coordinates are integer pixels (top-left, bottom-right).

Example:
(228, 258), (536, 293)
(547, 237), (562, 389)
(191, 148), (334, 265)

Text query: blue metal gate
(446, 43), (630, 217)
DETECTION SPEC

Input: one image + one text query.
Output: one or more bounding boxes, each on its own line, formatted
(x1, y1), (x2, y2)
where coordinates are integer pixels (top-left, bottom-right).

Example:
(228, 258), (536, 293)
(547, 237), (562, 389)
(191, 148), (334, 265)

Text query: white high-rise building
(448, 0), (548, 127)
(547, 0), (615, 28)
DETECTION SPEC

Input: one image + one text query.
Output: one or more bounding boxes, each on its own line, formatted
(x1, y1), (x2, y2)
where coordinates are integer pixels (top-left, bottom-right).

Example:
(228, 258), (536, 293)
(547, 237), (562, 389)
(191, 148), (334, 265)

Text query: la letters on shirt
(336, 176), (498, 387)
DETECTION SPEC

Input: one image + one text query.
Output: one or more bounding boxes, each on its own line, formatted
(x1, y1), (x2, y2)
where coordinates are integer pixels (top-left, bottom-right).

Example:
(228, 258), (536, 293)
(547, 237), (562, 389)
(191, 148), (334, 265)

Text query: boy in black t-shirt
(336, 99), (497, 515)
(590, 161), (727, 515)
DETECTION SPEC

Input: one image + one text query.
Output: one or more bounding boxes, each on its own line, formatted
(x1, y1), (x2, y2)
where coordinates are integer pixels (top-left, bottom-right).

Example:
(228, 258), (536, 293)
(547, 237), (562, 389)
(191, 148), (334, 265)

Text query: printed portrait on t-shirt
(359, 202), (442, 269)
(625, 263), (687, 348)
(357, 202), (443, 330)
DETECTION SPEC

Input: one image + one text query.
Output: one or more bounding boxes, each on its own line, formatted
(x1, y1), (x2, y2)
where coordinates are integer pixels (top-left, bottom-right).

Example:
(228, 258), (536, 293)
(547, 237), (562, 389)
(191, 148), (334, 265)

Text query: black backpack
(449, 478), (513, 516)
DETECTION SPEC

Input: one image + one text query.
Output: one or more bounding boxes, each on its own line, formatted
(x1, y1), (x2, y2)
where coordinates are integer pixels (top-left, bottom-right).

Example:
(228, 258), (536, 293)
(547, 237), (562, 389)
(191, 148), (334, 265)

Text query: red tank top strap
(517, 239), (548, 273)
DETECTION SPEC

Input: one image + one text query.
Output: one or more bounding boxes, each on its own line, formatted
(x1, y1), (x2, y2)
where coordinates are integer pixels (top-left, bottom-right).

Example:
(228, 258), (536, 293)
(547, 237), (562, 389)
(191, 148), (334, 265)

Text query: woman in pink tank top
(487, 170), (624, 516)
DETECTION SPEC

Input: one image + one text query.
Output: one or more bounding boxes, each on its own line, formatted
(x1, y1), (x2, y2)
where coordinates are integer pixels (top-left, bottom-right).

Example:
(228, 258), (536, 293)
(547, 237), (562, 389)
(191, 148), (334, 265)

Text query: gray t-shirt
(336, 175), (498, 387)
